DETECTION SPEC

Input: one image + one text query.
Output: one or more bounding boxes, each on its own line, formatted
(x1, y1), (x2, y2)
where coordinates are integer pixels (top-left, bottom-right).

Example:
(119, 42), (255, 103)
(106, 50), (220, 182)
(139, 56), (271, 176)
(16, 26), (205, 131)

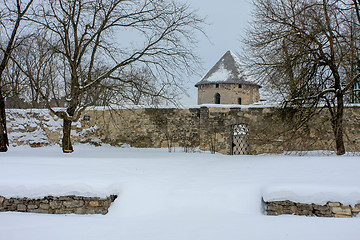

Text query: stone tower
(195, 50), (261, 105)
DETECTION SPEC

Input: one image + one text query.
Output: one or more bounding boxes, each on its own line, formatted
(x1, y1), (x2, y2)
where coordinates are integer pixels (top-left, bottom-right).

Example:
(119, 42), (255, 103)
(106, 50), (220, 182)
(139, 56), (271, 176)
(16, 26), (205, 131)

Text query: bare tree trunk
(0, 0), (34, 152)
(62, 119), (73, 153)
(333, 94), (346, 155)
(0, 89), (8, 152)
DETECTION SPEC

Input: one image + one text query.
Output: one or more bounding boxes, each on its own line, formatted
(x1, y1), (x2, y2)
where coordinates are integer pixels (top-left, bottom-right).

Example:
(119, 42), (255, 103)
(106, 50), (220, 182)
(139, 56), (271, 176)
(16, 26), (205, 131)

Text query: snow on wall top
(195, 50), (260, 87)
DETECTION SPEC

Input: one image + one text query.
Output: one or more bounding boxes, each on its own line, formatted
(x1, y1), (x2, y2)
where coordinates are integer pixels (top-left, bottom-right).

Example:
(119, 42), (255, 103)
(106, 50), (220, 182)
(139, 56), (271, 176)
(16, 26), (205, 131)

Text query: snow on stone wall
(6, 109), (101, 147)
(5, 106), (360, 154)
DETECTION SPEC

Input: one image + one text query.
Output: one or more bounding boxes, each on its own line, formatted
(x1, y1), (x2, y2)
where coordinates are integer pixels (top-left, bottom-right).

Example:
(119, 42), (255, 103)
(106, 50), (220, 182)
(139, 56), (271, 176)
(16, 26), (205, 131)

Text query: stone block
(312, 204), (329, 211)
(74, 208), (88, 214)
(4, 204), (17, 211)
(59, 196), (74, 201)
(89, 201), (99, 207)
(334, 214), (352, 218)
(352, 204), (360, 216)
(331, 206), (352, 216)
(327, 202), (341, 207)
(96, 208), (108, 215)
(294, 203), (313, 216)
(282, 208), (296, 215)
(17, 204), (27, 212)
(55, 209), (74, 214)
(296, 203), (313, 210)
(63, 200), (84, 208)
(27, 204), (38, 210)
(28, 209), (49, 214)
(266, 211), (280, 216)
(39, 203), (50, 210)
(277, 200), (295, 206)
(314, 210), (333, 217)
(49, 201), (62, 209)
(0, 196), (4, 204)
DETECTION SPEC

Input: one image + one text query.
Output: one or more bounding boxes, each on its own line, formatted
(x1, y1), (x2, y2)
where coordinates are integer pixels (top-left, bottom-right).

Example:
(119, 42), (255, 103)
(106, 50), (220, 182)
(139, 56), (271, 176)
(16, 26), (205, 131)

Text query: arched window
(238, 98), (242, 105)
(215, 93), (221, 104)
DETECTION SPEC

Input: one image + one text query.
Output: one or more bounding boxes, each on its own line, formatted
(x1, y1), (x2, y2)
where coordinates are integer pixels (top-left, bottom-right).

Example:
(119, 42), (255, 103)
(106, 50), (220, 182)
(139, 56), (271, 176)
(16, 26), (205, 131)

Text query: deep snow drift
(0, 145), (359, 240)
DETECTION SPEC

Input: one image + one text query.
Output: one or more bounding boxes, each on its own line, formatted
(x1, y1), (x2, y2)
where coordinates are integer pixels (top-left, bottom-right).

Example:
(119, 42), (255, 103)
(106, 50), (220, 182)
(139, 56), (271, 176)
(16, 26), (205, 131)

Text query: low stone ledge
(265, 200), (360, 218)
(0, 195), (117, 215)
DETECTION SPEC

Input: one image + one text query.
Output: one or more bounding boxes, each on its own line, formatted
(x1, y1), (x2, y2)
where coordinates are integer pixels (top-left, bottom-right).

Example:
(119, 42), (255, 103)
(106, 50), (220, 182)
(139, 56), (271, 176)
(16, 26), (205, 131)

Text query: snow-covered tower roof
(195, 50), (260, 87)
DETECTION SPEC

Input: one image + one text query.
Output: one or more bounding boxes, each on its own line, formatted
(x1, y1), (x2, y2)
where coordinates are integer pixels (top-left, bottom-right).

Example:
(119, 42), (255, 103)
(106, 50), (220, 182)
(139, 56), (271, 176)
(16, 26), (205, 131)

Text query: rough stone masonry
(266, 200), (360, 218)
(0, 195), (117, 214)
(6, 106), (360, 155)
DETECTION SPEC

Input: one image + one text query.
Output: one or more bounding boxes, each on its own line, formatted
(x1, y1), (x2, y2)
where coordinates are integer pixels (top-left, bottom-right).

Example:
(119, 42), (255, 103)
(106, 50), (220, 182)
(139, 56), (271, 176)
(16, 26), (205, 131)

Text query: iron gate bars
(232, 124), (250, 155)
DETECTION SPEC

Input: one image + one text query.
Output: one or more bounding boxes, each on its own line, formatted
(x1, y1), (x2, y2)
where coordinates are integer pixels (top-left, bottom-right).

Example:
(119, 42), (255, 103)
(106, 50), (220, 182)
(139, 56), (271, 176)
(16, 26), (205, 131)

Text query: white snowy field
(0, 145), (360, 240)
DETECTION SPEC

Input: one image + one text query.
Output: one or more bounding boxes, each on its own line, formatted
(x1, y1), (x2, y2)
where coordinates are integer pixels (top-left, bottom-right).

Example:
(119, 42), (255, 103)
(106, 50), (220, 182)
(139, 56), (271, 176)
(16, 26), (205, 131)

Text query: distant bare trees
(0, 0), (34, 152)
(245, 0), (360, 155)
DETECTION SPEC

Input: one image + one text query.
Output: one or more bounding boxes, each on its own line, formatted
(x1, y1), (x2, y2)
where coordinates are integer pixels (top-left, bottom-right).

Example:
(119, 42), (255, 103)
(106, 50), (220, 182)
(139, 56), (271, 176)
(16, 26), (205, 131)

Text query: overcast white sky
(179, 0), (253, 105)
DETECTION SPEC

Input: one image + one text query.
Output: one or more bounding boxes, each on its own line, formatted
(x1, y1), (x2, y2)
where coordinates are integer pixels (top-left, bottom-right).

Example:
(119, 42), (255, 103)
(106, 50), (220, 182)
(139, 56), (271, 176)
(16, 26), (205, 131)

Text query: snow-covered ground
(0, 145), (359, 240)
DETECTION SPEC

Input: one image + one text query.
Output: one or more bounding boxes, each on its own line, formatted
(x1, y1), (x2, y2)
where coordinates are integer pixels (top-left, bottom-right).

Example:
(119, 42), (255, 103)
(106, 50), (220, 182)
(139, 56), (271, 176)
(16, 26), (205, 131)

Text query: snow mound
(263, 185), (360, 206)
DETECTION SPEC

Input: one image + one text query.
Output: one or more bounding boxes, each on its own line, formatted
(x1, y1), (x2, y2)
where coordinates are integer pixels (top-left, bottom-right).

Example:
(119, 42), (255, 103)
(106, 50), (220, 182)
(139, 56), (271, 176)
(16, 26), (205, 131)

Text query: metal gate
(232, 124), (250, 155)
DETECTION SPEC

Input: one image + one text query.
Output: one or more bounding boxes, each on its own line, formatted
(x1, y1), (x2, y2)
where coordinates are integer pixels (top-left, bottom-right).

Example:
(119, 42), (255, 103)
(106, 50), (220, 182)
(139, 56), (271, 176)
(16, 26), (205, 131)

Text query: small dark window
(238, 84), (242, 88)
(216, 84), (219, 88)
(238, 98), (242, 105)
(83, 115), (91, 121)
(215, 93), (221, 104)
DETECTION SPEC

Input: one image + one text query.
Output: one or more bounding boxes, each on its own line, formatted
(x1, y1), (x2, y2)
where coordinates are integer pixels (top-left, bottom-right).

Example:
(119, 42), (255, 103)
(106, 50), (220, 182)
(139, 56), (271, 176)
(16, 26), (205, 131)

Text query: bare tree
(30, 0), (204, 153)
(0, 0), (34, 152)
(11, 35), (64, 108)
(2, 58), (29, 108)
(245, 0), (360, 155)
(102, 66), (173, 107)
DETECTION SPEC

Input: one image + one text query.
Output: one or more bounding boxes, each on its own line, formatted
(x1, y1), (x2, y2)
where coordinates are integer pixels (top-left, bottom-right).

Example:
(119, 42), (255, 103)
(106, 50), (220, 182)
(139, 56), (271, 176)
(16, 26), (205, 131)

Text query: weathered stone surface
(5, 106), (360, 155)
(55, 209), (74, 214)
(0, 195), (116, 215)
(27, 204), (38, 210)
(63, 200), (84, 208)
(28, 209), (49, 214)
(312, 204), (328, 211)
(327, 202), (341, 207)
(295, 203), (313, 216)
(334, 214), (352, 218)
(74, 208), (88, 214)
(89, 201), (99, 207)
(17, 204), (27, 212)
(331, 206), (352, 216)
(352, 204), (360, 216)
(39, 203), (50, 210)
(266, 200), (360, 218)
(49, 201), (62, 209)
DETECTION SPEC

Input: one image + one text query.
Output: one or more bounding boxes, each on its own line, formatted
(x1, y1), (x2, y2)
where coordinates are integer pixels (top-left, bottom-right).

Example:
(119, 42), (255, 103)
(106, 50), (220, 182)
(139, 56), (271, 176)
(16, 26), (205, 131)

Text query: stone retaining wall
(6, 106), (360, 155)
(0, 195), (117, 215)
(266, 200), (360, 218)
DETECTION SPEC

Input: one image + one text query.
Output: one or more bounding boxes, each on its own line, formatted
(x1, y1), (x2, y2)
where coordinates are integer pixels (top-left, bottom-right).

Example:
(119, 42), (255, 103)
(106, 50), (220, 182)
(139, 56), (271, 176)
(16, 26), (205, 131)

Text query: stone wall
(82, 108), (200, 150)
(197, 83), (260, 105)
(266, 200), (360, 218)
(0, 195), (117, 215)
(6, 106), (360, 155)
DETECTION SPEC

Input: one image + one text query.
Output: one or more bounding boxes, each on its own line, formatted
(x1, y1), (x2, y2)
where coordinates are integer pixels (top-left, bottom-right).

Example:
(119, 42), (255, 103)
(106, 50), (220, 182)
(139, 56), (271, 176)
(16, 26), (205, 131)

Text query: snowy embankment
(0, 145), (360, 240)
